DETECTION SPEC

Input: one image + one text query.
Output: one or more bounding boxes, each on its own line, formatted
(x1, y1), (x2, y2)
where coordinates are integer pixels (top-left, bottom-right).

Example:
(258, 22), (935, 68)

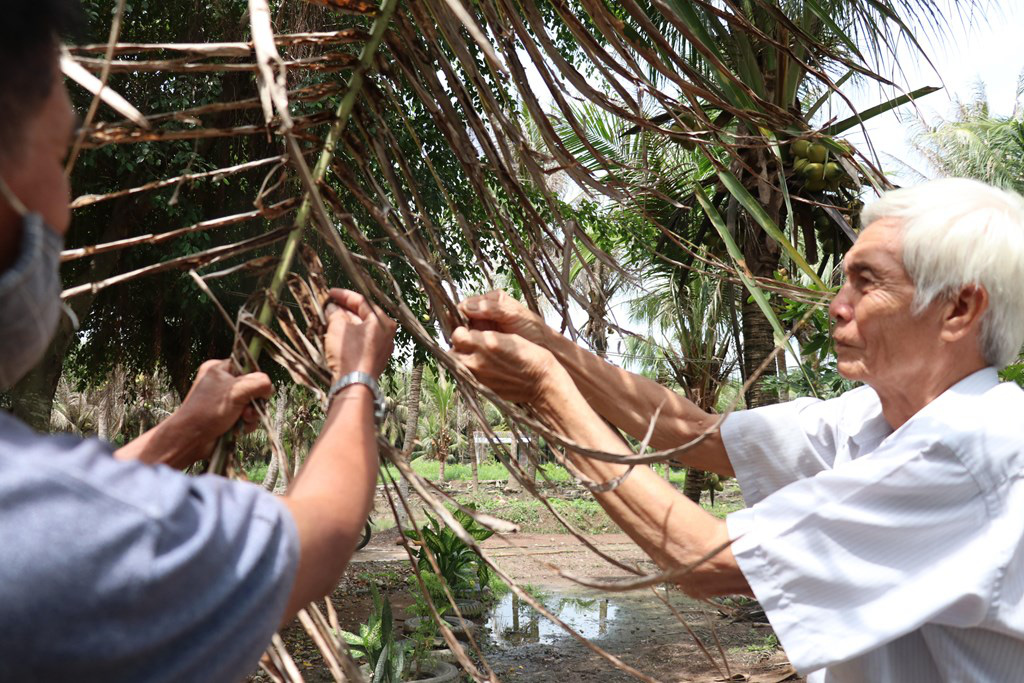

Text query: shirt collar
(887, 366), (1000, 438)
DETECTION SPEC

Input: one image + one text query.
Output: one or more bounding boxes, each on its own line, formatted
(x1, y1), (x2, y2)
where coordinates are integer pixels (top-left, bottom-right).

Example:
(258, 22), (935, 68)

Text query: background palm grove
(4, 0), (1023, 680)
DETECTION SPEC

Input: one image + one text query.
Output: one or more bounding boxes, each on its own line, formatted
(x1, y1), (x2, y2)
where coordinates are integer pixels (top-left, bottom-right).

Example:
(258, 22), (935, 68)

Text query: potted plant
(340, 585), (458, 683)
(404, 506), (494, 616)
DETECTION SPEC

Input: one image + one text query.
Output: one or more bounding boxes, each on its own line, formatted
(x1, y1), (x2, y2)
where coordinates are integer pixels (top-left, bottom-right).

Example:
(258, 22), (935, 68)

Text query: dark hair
(0, 0), (84, 160)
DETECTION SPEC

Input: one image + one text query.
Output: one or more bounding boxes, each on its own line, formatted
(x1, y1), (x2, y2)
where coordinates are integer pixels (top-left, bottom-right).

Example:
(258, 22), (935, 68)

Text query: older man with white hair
(452, 178), (1024, 682)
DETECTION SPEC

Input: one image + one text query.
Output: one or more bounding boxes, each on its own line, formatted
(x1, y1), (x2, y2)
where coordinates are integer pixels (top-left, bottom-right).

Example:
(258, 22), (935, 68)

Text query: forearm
(537, 382), (749, 597)
(114, 414), (205, 469)
(544, 331), (732, 475)
(280, 386), (379, 621)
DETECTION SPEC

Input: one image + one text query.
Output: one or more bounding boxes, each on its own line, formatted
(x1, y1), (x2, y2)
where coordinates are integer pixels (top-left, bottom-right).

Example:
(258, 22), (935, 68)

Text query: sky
(838, 1), (1024, 182)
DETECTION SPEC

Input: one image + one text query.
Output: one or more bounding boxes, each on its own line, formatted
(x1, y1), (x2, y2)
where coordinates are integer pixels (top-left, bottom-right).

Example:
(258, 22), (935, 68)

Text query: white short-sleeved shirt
(722, 368), (1024, 682)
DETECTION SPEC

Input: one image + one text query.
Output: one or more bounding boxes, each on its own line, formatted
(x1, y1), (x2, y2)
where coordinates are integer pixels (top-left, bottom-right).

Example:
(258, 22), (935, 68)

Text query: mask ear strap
(61, 300), (80, 331)
(0, 176), (28, 218)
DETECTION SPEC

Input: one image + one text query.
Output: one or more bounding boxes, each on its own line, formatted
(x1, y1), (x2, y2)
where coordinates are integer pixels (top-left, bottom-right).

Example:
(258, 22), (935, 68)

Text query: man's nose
(829, 285), (852, 323)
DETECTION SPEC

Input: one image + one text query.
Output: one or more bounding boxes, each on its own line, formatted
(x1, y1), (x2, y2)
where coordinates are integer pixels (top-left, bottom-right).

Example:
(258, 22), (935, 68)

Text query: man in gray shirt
(0, 2), (397, 680)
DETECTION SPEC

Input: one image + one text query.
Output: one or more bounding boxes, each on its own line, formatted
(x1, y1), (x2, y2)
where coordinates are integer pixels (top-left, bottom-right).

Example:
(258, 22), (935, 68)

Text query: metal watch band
(328, 371), (384, 424)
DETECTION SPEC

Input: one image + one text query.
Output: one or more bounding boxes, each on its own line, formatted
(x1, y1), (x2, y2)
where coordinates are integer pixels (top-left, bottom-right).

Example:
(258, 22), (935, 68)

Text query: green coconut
(792, 157), (809, 174)
(807, 143), (828, 164)
(804, 178), (827, 192)
(802, 162), (825, 181)
(791, 139), (811, 158)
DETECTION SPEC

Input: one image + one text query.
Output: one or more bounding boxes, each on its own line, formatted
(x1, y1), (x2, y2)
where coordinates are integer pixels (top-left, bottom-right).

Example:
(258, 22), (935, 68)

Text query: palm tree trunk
(682, 468), (706, 504)
(741, 295), (780, 409)
(262, 394), (287, 491)
(398, 364), (424, 523)
(739, 213), (782, 409)
(468, 417), (479, 494)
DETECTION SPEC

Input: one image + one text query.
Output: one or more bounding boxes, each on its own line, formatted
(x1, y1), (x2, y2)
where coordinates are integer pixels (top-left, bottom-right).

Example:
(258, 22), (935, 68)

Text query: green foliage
(381, 459), (579, 484)
(1000, 362), (1024, 389)
(339, 585), (403, 682)
(404, 507), (493, 592)
(745, 633), (781, 653)
(772, 295), (859, 400)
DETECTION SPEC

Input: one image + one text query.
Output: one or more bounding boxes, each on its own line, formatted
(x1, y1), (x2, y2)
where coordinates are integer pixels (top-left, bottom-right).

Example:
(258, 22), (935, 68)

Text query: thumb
(231, 372), (274, 404)
(450, 326), (477, 352)
(197, 358), (230, 380)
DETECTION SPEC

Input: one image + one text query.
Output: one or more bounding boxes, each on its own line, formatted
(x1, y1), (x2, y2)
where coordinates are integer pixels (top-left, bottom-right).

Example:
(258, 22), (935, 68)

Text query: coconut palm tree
(625, 269), (738, 502)
(543, 1), (961, 407)
(417, 365), (461, 483)
(50, 378), (99, 436)
(910, 76), (1024, 192)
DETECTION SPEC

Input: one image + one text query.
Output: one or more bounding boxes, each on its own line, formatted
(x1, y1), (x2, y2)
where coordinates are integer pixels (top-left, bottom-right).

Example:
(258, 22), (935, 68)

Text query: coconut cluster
(788, 139), (850, 193)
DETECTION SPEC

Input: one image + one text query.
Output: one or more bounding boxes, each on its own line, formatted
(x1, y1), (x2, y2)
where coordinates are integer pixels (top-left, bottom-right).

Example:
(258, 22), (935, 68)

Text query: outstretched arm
(450, 326), (749, 597)
(114, 360), (273, 469)
(458, 291), (732, 476)
(278, 289), (396, 623)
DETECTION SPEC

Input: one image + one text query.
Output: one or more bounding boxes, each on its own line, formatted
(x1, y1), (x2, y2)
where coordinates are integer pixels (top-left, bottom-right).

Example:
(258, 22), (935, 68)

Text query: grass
(744, 634), (780, 652)
(379, 459), (689, 487)
(249, 456), (744, 533)
(380, 459), (515, 483)
(247, 461), (269, 483)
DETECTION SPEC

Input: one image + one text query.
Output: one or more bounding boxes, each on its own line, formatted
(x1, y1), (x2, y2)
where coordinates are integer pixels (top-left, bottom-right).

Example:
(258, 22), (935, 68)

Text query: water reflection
(488, 592), (618, 645)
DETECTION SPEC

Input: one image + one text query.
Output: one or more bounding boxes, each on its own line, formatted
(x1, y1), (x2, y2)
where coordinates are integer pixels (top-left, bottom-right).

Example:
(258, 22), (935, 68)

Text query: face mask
(0, 198), (65, 390)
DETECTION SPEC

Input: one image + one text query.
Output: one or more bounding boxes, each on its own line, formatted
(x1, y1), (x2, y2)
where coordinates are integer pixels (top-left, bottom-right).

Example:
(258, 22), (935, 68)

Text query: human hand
(457, 290), (552, 347)
(450, 326), (571, 407)
(173, 359), (274, 462)
(324, 288), (397, 381)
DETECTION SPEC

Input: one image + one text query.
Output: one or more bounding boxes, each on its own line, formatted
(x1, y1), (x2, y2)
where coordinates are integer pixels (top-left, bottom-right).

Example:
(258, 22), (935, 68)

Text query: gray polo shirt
(0, 411), (299, 682)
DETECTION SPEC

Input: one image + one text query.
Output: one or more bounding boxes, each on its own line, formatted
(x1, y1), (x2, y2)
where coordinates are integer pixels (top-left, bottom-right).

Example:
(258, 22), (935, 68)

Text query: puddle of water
(487, 591), (619, 645)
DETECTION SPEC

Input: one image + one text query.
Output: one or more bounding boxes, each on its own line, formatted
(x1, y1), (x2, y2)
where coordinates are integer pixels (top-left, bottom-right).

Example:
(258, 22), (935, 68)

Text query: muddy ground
(250, 503), (803, 683)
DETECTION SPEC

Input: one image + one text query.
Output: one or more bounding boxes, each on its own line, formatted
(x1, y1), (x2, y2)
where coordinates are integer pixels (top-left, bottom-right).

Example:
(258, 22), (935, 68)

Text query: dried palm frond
(61, 0), (969, 680)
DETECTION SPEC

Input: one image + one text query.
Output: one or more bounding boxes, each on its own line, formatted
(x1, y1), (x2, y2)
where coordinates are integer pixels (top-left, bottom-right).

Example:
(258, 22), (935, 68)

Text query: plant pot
(452, 598), (486, 619)
(360, 659), (459, 683)
(404, 660), (459, 683)
(404, 615), (478, 640)
(453, 583), (493, 600)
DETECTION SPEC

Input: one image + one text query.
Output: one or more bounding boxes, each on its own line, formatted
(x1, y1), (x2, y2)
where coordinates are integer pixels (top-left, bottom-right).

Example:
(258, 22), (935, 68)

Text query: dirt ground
(250, 521), (803, 683)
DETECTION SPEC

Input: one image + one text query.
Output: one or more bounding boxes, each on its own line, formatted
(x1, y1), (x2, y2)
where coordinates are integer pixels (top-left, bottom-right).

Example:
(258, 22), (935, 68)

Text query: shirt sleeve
(720, 396), (843, 505)
(725, 426), (994, 675)
(0, 434), (299, 683)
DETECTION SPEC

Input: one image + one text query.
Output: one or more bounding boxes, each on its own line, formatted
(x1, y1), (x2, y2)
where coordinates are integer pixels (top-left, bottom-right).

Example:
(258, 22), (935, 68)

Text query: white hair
(861, 178), (1024, 368)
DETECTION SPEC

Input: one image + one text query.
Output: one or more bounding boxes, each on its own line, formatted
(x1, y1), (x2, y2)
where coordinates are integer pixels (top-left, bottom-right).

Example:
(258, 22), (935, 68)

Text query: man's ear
(940, 284), (988, 343)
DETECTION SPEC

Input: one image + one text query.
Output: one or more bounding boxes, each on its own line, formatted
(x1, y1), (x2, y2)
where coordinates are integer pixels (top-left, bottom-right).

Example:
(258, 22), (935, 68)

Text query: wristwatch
(327, 371), (385, 425)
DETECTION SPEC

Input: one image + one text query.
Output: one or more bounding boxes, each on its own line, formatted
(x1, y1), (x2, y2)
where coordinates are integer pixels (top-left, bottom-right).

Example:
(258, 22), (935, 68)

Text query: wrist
(328, 371), (384, 424)
(330, 365), (379, 385)
(149, 412), (209, 467)
(531, 365), (577, 424)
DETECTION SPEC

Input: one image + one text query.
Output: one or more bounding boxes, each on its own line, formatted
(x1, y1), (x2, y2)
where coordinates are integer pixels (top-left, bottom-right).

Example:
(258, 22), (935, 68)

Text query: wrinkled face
(829, 219), (946, 389)
(0, 61), (76, 237)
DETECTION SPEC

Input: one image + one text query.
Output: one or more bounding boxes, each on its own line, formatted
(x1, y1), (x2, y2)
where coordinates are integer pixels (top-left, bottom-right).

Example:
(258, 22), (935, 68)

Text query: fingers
(232, 371), (274, 404)
(328, 288), (374, 320)
(327, 289), (397, 335)
(451, 325), (492, 353)
(241, 404), (261, 431)
(196, 358), (230, 380)
(458, 290), (507, 320)
(326, 302), (361, 325)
